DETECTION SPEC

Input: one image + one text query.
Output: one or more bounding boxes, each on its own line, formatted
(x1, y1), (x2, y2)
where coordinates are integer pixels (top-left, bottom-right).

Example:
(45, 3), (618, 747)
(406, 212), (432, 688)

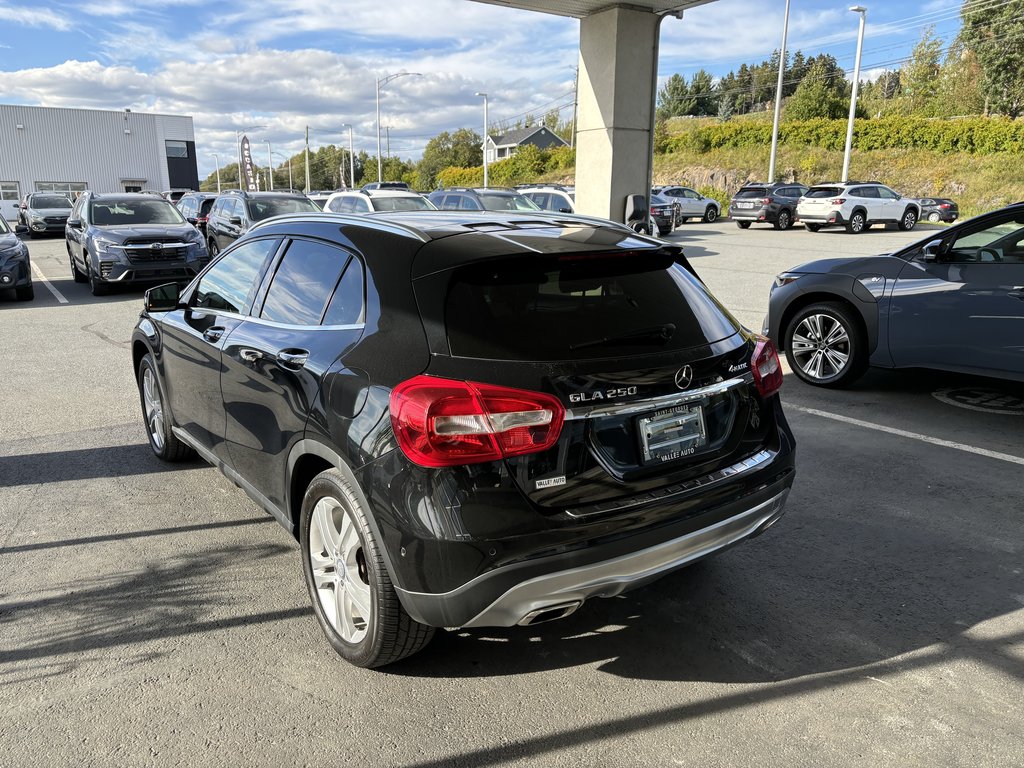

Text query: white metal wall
(0, 104), (195, 218)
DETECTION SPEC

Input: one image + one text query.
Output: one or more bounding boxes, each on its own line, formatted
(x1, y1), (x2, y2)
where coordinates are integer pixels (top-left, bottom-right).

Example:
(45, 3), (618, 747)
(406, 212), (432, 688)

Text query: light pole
(264, 140), (274, 190)
(210, 153), (221, 193)
(842, 6), (867, 183)
(376, 72), (421, 182)
(768, 0), (791, 183)
(272, 151), (292, 190)
(475, 92), (489, 188)
(340, 123), (355, 188)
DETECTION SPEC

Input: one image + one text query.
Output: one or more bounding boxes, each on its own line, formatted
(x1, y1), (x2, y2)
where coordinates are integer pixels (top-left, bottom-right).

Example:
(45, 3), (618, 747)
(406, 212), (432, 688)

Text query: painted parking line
(30, 261), (68, 304)
(788, 404), (1024, 467)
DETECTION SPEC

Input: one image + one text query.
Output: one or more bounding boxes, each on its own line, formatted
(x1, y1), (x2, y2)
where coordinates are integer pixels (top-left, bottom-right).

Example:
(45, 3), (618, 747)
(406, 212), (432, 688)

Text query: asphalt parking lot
(1, 221), (1022, 767)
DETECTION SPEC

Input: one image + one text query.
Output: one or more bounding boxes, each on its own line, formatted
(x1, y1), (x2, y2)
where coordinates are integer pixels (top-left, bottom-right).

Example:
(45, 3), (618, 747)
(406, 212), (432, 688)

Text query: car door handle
(277, 349), (309, 369)
(239, 348), (263, 363)
(203, 326), (226, 343)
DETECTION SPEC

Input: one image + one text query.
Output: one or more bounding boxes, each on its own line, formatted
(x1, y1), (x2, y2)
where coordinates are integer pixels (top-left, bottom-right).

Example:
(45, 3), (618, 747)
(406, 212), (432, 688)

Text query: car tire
(208, 239), (220, 257)
(87, 261), (108, 296)
(69, 246), (87, 283)
(804, 223), (821, 232)
(736, 221), (751, 229)
(774, 210), (793, 231)
(927, 212), (940, 222)
(845, 211), (867, 234)
(784, 302), (868, 388)
(300, 468), (434, 668)
(137, 354), (195, 462)
(15, 284), (34, 301)
(658, 226), (672, 237)
(703, 205), (718, 223)
(629, 220), (651, 236)
(899, 208), (918, 231)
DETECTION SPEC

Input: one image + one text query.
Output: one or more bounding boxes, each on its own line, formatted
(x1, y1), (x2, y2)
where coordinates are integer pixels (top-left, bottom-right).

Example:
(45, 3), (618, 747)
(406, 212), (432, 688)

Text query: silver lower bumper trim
(463, 488), (789, 628)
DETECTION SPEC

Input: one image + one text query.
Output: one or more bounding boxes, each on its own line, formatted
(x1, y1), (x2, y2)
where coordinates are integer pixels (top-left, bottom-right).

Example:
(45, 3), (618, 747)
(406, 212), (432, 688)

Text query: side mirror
(144, 282), (181, 313)
(186, 217), (198, 224)
(558, 207), (572, 214)
(15, 224), (29, 236)
(67, 218), (82, 229)
(228, 216), (242, 226)
(920, 239), (944, 262)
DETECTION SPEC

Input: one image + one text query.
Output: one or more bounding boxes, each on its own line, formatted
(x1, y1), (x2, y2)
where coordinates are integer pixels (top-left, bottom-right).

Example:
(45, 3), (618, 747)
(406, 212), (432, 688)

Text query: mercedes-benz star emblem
(674, 365), (693, 390)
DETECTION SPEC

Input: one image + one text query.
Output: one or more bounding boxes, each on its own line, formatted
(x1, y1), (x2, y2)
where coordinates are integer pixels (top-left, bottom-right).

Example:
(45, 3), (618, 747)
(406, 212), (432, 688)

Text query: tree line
(656, 0), (1024, 122)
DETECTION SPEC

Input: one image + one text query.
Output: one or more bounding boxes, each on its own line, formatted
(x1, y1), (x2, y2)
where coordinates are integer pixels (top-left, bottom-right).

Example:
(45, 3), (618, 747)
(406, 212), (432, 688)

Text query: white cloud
(0, 3), (72, 30)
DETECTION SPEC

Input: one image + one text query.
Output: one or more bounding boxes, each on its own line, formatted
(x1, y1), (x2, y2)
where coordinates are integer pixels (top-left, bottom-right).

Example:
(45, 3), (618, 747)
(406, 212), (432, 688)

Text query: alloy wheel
(142, 367), (165, 451)
(928, 212), (940, 222)
(308, 497), (372, 644)
(790, 313), (851, 381)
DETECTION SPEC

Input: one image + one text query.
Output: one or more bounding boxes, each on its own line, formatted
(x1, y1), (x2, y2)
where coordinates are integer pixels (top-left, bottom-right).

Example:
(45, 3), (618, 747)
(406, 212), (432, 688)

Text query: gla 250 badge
(568, 386), (638, 404)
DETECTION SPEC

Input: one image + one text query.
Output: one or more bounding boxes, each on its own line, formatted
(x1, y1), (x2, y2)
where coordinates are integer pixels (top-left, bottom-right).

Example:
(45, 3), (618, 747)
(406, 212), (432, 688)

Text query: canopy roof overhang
(469, 0), (716, 19)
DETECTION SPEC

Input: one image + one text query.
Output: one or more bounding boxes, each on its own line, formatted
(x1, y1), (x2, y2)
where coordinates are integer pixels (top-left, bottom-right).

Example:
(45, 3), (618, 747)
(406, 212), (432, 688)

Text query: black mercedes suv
(66, 192), (210, 296)
(132, 211), (796, 668)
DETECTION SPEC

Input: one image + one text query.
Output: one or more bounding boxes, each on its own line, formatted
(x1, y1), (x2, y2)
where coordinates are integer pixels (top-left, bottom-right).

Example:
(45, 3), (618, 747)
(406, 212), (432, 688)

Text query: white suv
(797, 182), (919, 234)
(323, 189), (436, 213)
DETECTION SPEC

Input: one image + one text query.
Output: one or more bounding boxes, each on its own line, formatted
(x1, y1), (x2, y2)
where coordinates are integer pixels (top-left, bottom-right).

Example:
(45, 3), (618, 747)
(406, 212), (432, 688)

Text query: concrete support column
(575, 6), (660, 223)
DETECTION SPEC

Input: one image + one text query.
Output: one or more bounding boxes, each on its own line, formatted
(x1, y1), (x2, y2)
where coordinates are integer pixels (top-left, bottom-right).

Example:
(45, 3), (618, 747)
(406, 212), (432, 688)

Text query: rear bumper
(395, 460), (795, 628)
(798, 211), (845, 226)
(730, 205), (770, 222)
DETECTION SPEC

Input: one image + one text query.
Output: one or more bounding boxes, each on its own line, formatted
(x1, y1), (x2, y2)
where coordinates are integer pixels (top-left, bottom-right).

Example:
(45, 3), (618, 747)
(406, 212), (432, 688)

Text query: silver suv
(797, 182), (919, 234)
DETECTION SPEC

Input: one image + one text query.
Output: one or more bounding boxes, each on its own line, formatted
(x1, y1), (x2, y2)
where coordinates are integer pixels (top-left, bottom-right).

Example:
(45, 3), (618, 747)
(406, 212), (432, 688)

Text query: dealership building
(0, 104), (200, 220)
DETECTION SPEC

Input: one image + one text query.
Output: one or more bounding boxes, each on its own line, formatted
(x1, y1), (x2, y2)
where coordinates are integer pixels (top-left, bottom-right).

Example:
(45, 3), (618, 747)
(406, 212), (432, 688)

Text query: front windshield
(90, 199), (185, 226)
(372, 196), (434, 212)
(32, 195), (72, 210)
(246, 197), (320, 221)
(477, 193), (541, 211)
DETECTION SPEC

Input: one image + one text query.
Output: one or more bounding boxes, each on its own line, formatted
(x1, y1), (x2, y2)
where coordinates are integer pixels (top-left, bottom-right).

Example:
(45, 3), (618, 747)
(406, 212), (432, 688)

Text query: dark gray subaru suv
(66, 192), (209, 296)
(132, 210), (796, 668)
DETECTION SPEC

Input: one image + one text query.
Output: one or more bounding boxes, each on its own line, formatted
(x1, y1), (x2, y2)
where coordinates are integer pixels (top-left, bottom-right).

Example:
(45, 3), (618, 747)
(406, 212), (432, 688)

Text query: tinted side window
(193, 238), (278, 313)
(260, 239), (351, 325)
(322, 257), (364, 325)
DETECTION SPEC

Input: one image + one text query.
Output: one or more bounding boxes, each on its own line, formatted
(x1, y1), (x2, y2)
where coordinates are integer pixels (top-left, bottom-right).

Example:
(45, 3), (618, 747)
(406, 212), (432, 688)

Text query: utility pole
(386, 126), (391, 160)
(210, 153), (221, 193)
(842, 6), (868, 183)
(475, 92), (489, 187)
(570, 67), (578, 149)
(305, 125), (311, 193)
(768, 0), (791, 183)
(265, 139), (274, 190)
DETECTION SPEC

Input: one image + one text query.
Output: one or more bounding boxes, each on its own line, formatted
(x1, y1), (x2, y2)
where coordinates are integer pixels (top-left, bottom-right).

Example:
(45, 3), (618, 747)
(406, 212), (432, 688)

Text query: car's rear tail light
(830, 198), (846, 205)
(762, 197), (773, 205)
(751, 336), (783, 398)
(390, 376), (565, 467)
(939, 203), (951, 209)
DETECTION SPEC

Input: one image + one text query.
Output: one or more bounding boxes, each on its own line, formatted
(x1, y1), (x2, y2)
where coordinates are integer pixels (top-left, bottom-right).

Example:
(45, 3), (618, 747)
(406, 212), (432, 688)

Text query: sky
(0, 0), (971, 178)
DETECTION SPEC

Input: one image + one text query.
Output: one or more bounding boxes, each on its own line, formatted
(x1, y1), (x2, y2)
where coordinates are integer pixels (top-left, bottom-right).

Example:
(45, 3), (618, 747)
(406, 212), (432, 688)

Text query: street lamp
(340, 123), (356, 189)
(272, 151), (292, 190)
(768, 0), (791, 183)
(210, 152), (221, 193)
(842, 6), (867, 183)
(376, 72), (421, 182)
(264, 139), (274, 190)
(475, 92), (489, 188)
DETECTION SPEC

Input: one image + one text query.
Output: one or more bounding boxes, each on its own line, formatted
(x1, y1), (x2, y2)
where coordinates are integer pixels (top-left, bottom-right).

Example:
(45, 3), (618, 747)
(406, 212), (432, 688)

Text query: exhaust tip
(518, 601), (582, 626)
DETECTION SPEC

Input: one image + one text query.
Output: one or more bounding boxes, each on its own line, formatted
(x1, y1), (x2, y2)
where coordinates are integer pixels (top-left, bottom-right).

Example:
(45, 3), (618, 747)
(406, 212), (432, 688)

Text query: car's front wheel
(703, 205), (718, 223)
(300, 469), (434, 668)
(899, 208), (918, 231)
(69, 246), (87, 283)
(15, 284), (34, 301)
(784, 302), (868, 388)
(87, 260), (108, 296)
(137, 354), (195, 461)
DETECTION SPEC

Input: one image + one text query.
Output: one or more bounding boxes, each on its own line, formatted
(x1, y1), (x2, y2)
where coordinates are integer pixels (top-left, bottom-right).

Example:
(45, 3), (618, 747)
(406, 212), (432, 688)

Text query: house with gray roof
(484, 126), (569, 165)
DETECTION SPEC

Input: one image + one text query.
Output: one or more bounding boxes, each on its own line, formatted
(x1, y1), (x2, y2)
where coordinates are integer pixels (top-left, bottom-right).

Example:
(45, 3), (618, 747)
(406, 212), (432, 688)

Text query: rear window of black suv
(444, 253), (739, 361)
(734, 187), (767, 199)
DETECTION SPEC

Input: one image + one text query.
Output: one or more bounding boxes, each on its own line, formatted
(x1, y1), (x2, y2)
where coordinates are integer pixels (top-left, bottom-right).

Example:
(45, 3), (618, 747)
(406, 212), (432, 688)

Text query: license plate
(639, 404), (707, 463)
(735, 202), (753, 209)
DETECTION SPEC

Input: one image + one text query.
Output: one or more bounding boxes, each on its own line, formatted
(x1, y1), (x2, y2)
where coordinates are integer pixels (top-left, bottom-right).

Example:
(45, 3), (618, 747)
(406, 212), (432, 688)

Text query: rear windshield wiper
(570, 323), (676, 351)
